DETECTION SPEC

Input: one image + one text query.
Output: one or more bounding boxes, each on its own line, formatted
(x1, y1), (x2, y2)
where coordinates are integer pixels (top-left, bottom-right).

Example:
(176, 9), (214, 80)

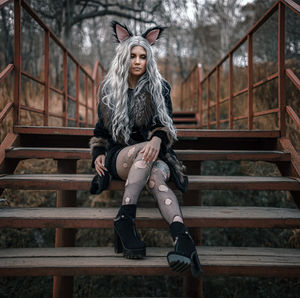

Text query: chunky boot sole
(167, 251), (203, 277)
(114, 229), (146, 259)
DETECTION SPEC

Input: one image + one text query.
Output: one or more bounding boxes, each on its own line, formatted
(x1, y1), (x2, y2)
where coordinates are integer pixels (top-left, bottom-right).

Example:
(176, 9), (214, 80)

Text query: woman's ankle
(117, 204), (137, 219)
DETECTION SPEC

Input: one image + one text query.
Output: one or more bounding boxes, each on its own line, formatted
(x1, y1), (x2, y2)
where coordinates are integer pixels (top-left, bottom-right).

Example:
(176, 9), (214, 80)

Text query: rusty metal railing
(0, 0), (105, 129)
(182, 0), (300, 134)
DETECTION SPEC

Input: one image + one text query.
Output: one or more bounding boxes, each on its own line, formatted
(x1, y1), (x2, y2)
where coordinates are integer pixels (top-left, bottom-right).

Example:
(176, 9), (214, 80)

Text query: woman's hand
(95, 154), (107, 176)
(140, 136), (161, 163)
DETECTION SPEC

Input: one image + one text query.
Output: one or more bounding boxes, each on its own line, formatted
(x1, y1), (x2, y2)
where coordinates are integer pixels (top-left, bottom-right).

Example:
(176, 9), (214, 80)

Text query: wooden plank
(0, 174), (299, 191)
(173, 111), (196, 115)
(173, 118), (197, 123)
(14, 126), (281, 139)
(175, 124), (201, 129)
(5, 147), (291, 162)
(176, 150), (290, 161)
(0, 206), (299, 229)
(177, 129), (280, 138)
(5, 147), (91, 159)
(0, 246), (299, 277)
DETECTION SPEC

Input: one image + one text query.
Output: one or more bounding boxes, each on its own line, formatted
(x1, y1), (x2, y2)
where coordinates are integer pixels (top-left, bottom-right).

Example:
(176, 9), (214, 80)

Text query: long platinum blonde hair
(97, 36), (177, 145)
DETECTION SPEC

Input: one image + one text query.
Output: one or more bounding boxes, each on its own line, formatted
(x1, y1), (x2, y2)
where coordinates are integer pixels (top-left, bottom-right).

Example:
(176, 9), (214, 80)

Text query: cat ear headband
(111, 20), (165, 45)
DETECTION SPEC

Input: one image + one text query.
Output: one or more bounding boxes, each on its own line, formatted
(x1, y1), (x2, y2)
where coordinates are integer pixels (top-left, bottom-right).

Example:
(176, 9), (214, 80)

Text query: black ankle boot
(167, 222), (203, 277)
(114, 205), (146, 259)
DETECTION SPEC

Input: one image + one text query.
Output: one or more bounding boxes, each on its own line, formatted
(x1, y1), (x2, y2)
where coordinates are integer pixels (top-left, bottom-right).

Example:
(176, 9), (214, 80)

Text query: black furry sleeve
(89, 103), (111, 168)
(149, 80), (175, 150)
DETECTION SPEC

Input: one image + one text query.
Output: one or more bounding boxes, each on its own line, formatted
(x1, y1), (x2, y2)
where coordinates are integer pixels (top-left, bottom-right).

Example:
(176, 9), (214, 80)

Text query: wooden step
(1, 207), (299, 229)
(14, 125), (281, 139)
(173, 117), (197, 123)
(173, 111), (196, 116)
(5, 147), (291, 161)
(0, 174), (299, 191)
(14, 126), (281, 150)
(0, 246), (299, 277)
(175, 124), (201, 129)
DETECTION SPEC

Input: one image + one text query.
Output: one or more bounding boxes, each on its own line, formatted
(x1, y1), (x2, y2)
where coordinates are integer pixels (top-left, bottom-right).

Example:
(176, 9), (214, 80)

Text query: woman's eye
(130, 54), (135, 58)
(141, 55), (146, 59)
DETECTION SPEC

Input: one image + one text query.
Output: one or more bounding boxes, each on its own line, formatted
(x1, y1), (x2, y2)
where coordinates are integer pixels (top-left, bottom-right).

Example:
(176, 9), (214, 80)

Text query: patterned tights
(116, 142), (183, 224)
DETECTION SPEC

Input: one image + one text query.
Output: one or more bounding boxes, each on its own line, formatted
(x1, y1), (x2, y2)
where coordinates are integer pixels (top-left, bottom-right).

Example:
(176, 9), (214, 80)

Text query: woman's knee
(147, 160), (170, 189)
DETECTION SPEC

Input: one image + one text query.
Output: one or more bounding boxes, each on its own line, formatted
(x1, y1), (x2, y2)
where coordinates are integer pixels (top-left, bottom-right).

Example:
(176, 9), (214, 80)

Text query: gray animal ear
(141, 27), (165, 45)
(111, 21), (133, 43)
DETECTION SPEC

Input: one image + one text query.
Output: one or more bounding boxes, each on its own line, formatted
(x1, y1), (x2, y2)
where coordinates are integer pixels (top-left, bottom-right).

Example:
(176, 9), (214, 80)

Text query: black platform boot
(114, 204), (146, 259)
(167, 222), (203, 277)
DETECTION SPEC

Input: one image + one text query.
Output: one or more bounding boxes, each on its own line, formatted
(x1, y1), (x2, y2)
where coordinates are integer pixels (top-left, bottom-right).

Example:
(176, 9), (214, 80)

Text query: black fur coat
(90, 80), (188, 193)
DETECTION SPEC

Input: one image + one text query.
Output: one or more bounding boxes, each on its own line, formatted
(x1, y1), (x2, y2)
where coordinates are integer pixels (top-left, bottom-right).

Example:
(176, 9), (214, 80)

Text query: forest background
(0, 0), (300, 297)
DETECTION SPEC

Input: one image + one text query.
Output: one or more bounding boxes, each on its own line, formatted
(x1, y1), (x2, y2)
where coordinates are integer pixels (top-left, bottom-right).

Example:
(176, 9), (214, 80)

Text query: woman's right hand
(95, 154), (107, 176)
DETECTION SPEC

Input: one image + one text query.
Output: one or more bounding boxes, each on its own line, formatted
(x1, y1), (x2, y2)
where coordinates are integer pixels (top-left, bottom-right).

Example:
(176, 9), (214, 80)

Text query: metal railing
(0, 0), (105, 129)
(182, 0), (300, 134)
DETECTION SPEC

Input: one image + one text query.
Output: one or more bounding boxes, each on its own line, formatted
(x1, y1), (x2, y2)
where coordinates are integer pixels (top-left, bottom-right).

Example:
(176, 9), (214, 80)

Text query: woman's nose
(134, 57), (140, 64)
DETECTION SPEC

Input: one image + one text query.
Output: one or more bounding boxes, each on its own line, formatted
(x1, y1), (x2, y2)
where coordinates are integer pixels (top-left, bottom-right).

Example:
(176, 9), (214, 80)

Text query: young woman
(90, 21), (202, 277)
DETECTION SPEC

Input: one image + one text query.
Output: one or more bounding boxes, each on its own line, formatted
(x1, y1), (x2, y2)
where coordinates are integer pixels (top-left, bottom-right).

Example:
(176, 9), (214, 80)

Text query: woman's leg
(146, 160), (183, 224)
(147, 160), (202, 276)
(114, 142), (153, 259)
(116, 142), (154, 206)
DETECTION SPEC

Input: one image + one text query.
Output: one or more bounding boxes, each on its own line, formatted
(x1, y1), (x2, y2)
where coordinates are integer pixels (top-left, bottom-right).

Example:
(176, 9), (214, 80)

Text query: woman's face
(129, 46), (147, 78)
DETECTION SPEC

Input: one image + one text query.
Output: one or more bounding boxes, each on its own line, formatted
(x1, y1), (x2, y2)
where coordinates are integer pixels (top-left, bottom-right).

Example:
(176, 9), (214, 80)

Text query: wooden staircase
(0, 126), (300, 297)
(173, 111), (200, 128)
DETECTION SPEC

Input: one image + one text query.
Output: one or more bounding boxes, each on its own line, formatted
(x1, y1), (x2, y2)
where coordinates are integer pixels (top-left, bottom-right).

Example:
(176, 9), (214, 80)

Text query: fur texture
(89, 136), (109, 153)
(165, 152), (187, 185)
(148, 127), (174, 149)
(111, 21), (133, 43)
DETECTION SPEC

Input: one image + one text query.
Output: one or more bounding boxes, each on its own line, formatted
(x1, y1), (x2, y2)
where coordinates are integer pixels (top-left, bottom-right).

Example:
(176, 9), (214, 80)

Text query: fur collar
(100, 85), (156, 140)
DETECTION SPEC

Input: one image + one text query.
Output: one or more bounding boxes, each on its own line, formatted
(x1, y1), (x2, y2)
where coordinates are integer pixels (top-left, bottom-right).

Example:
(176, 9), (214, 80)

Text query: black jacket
(90, 80), (188, 193)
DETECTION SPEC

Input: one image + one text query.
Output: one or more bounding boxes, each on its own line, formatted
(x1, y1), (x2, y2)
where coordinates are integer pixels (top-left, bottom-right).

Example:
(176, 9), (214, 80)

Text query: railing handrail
(284, 0), (300, 14)
(0, 64), (14, 84)
(0, 102), (14, 124)
(0, 0), (13, 9)
(286, 105), (300, 131)
(286, 68), (300, 90)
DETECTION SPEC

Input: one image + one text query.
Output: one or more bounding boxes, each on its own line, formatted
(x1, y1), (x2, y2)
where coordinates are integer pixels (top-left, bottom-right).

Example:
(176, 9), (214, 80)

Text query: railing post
(13, 0), (21, 126)
(85, 75), (88, 127)
(44, 30), (50, 126)
(248, 33), (253, 130)
(94, 66), (99, 123)
(207, 76), (210, 128)
(193, 70), (197, 111)
(53, 160), (77, 298)
(76, 64), (79, 126)
(216, 66), (220, 129)
(278, 1), (286, 136)
(182, 160), (202, 298)
(63, 51), (68, 126)
(229, 53), (233, 129)
(198, 64), (203, 128)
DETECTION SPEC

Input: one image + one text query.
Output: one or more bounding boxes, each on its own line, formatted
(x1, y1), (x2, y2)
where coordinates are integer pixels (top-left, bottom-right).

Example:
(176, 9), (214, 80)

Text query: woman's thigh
(116, 142), (147, 181)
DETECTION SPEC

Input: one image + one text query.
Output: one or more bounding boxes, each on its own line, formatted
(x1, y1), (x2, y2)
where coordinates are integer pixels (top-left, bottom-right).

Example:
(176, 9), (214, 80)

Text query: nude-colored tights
(116, 142), (183, 224)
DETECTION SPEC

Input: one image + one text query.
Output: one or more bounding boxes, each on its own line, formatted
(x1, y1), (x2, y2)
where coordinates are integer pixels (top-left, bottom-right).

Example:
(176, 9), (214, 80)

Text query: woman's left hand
(140, 136), (161, 162)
